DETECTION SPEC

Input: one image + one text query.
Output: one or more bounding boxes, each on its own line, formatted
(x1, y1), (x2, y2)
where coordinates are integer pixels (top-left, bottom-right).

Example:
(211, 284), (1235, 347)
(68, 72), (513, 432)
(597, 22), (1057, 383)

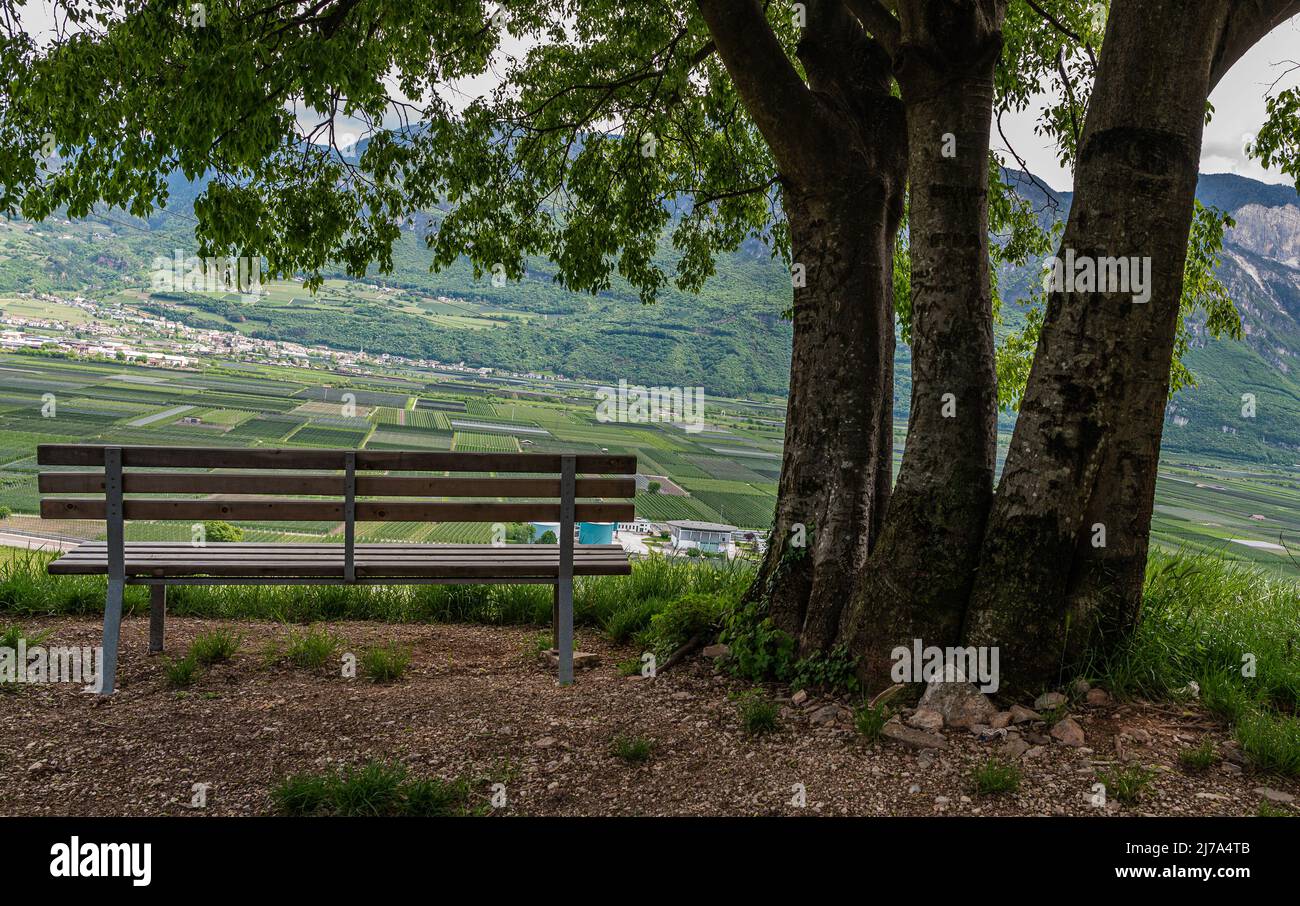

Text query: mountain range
(2, 169), (1299, 466)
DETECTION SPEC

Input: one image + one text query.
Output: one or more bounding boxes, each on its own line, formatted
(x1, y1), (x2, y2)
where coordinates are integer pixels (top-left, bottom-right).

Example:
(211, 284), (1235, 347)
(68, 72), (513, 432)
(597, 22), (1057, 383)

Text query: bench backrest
(37, 445), (637, 581)
(37, 446), (636, 523)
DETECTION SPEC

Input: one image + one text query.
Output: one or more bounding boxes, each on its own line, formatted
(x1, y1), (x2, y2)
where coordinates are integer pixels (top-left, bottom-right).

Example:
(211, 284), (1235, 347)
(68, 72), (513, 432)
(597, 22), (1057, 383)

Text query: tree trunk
(699, 0), (908, 653)
(755, 174), (903, 651)
(962, 0), (1236, 693)
(838, 0), (1004, 688)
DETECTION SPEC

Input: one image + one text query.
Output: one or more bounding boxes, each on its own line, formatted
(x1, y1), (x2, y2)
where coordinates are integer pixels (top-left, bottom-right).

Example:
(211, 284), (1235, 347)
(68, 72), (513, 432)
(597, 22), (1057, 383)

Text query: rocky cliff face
(1227, 203), (1300, 266)
(1216, 202), (1300, 375)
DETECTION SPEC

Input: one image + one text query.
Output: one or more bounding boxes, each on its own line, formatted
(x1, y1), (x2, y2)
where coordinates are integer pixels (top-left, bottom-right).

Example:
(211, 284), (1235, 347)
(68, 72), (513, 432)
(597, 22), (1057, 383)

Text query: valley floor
(3, 617), (1296, 817)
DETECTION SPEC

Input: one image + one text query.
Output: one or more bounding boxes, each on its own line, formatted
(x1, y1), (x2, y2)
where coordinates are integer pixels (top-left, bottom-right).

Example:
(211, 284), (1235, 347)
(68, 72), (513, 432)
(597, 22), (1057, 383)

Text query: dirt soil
(2, 616), (1297, 817)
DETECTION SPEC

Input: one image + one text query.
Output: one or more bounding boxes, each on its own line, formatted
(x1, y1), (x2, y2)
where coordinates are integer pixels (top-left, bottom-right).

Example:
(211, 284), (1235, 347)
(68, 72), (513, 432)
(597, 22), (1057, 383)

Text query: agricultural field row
(7, 351), (1295, 554)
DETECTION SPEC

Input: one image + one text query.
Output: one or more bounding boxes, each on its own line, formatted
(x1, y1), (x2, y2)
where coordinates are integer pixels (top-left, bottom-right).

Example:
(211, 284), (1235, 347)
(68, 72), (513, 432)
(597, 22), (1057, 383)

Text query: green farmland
(2, 348), (1299, 578)
(0, 350), (788, 541)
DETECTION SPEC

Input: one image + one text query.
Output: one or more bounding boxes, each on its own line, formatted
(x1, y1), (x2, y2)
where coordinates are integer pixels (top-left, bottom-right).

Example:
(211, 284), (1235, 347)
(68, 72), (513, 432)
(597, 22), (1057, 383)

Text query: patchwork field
(2, 350), (1298, 576)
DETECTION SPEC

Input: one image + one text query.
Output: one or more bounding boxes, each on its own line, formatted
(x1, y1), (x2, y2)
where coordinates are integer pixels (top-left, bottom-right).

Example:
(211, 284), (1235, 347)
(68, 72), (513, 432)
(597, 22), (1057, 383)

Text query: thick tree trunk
(702, 0), (908, 653)
(838, 0), (1004, 688)
(756, 176), (902, 651)
(962, 0), (1236, 693)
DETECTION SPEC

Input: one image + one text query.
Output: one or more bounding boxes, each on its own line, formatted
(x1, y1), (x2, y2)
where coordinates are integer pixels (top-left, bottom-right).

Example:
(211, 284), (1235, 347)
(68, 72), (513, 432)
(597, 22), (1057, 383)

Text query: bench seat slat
(40, 499), (635, 522)
(47, 542), (632, 578)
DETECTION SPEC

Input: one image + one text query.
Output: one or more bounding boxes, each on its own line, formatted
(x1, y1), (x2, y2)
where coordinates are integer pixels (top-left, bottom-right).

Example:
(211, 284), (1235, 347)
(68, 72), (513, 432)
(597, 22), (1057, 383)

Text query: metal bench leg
(557, 454), (575, 685)
(149, 585), (166, 654)
(99, 445), (124, 696)
(552, 584), (560, 649)
(557, 573), (574, 686)
(99, 578), (124, 695)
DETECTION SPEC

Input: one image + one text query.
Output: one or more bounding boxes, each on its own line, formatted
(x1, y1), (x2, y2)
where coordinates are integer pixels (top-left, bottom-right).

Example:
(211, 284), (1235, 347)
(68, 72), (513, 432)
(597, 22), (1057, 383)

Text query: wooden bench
(36, 444), (636, 693)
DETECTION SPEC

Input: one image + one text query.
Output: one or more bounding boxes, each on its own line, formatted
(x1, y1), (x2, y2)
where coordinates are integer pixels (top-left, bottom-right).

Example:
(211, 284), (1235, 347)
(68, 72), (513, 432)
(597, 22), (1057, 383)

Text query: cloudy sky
(996, 13), (1300, 191)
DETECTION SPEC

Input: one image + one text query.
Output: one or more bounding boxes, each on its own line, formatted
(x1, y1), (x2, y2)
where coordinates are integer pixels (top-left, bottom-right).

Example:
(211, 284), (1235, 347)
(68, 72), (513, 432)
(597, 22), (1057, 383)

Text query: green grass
(1097, 764), (1156, 806)
(0, 550), (752, 633)
(0, 621), (52, 692)
(1087, 550), (1300, 776)
(610, 734), (655, 763)
(637, 591), (731, 660)
(616, 655), (644, 677)
(271, 761), (479, 816)
(736, 690), (779, 736)
(853, 702), (893, 742)
(361, 642), (411, 683)
(971, 758), (1021, 795)
(0, 621), (51, 650)
(189, 628), (242, 665)
(162, 653), (199, 688)
(602, 597), (668, 645)
(1177, 738), (1221, 772)
(1257, 801), (1297, 817)
(282, 625), (342, 669)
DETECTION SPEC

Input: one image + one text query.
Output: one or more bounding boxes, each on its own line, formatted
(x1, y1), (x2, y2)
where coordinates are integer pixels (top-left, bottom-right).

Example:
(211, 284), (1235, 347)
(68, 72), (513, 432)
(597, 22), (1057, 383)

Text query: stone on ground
(540, 649), (600, 669)
(1050, 717), (1086, 747)
(1034, 691), (1067, 711)
(882, 722), (949, 750)
(918, 669), (997, 729)
(906, 708), (945, 731)
(1009, 704), (1040, 724)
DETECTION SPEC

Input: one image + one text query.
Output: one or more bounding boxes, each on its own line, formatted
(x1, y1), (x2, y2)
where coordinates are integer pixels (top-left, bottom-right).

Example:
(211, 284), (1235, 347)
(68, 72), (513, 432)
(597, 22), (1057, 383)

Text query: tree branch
(1211, 0), (1300, 89)
(842, 0), (900, 58)
(694, 0), (821, 176)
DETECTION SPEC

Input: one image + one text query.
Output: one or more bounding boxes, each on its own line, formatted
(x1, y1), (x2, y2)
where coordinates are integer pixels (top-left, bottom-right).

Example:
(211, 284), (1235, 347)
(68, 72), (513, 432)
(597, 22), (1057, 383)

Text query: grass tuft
(853, 702), (892, 742)
(610, 734), (655, 763)
(971, 757), (1021, 795)
(1097, 764), (1156, 805)
(736, 690), (779, 736)
(162, 653), (200, 689)
(270, 761), (477, 816)
(1177, 738), (1221, 772)
(282, 625), (342, 670)
(361, 643), (411, 683)
(189, 628), (242, 665)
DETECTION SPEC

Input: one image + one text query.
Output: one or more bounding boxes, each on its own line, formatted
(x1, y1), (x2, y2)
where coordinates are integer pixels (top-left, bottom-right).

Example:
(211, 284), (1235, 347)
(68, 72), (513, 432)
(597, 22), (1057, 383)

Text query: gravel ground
(2, 616), (1297, 817)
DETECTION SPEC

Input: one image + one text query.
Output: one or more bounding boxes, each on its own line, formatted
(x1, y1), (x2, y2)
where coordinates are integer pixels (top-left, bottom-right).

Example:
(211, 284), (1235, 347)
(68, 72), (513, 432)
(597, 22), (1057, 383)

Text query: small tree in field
(204, 521), (243, 543)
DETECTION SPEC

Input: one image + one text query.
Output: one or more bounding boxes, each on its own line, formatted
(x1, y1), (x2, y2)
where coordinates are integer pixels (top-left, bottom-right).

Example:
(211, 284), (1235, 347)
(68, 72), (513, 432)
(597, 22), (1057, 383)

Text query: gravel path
(2, 616), (1296, 817)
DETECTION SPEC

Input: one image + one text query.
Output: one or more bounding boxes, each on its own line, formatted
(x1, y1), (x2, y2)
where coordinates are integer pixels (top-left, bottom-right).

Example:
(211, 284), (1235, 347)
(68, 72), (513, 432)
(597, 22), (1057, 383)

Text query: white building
(667, 520), (739, 555)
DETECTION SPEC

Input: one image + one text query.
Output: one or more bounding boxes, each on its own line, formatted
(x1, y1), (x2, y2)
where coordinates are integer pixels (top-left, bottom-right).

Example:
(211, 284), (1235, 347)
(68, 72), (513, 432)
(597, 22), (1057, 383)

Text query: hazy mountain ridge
(5, 170), (1300, 463)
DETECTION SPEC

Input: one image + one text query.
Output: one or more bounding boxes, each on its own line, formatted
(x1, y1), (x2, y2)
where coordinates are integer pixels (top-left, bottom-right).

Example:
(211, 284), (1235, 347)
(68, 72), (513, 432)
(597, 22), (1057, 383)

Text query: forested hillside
(4, 170), (1300, 463)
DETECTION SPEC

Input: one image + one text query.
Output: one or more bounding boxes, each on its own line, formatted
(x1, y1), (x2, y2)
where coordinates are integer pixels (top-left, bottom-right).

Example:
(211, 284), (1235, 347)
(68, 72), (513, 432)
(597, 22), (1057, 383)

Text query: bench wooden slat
(37, 445), (636, 474)
(47, 542), (632, 577)
(37, 472), (636, 498)
(40, 498), (635, 522)
(59, 542), (627, 552)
